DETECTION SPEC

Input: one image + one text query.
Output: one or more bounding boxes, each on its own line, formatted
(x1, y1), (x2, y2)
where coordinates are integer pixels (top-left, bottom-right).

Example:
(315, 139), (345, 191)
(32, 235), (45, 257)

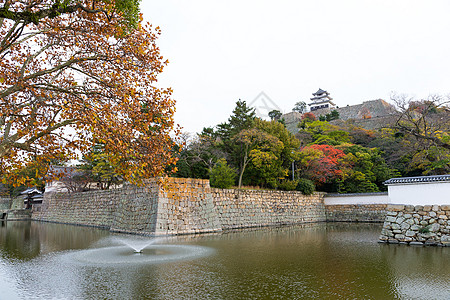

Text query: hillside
(283, 99), (398, 134)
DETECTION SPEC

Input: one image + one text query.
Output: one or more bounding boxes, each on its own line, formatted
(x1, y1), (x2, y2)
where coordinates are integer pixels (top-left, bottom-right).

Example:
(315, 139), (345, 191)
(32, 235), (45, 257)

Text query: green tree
(217, 100), (256, 140)
(367, 128), (415, 176)
(237, 119), (301, 188)
(174, 131), (225, 179)
(233, 128), (281, 188)
(338, 145), (398, 193)
(209, 159), (236, 189)
(215, 100), (256, 186)
(296, 178), (315, 195)
(254, 119), (300, 178)
(79, 144), (122, 190)
(326, 110), (340, 121)
(298, 120), (350, 146)
(268, 110), (282, 121)
(292, 101), (307, 113)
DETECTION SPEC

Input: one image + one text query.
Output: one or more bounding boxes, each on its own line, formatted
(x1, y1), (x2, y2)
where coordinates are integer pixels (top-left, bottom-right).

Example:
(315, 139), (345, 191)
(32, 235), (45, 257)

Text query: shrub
(418, 225), (430, 234)
(209, 159), (236, 189)
(278, 180), (298, 191)
(296, 178), (315, 195)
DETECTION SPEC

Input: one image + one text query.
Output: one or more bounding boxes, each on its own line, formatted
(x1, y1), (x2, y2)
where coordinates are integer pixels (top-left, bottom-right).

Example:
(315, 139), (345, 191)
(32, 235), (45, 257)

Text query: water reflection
(0, 221), (40, 261)
(0, 221), (448, 299)
(380, 244), (450, 300)
(0, 221), (109, 262)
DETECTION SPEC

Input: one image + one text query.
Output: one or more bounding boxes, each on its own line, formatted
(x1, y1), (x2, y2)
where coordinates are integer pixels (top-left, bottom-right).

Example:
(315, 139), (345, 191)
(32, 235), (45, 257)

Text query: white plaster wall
(324, 194), (390, 205)
(44, 181), (69, 193)
(388, 182), (450, 205)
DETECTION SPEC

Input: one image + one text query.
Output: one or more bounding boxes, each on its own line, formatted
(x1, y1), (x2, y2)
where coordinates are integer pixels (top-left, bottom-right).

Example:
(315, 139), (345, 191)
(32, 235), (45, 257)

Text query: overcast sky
(141, 0), (450, 134)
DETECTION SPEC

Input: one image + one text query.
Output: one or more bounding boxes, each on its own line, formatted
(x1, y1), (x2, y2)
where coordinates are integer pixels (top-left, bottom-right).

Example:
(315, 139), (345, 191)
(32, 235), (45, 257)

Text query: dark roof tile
(384, 175), (450, 185)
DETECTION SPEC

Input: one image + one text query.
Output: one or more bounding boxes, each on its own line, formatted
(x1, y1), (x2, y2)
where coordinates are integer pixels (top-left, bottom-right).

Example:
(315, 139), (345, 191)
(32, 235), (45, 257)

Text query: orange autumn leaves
(297, 144), (346, 185)
(0, 1), (179, 186)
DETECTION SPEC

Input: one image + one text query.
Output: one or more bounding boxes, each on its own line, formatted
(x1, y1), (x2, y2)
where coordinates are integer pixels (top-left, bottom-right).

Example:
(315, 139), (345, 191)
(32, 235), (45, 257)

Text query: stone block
(411, 224), (420, 231)
(405, 219), (415, 225)
(391, 223), (400, 230)
(420, 220), (428, 226)
(396, 217), (405, 224)
(401, 223), (410, 230)
(430, 223), (440, 232)
(387, 205), (404, 211)
(409, 241), (423, 246)
(405, 205), (414, 212)
(441, 235), (450, 245)
(414, 205), (424, 211)
(423, 205), (432, 212)
(441, 205), (450, 211)
(405, 230), (416, 237)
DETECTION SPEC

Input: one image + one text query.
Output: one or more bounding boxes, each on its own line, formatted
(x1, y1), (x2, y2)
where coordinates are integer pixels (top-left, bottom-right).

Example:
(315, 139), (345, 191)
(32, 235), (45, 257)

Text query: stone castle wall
(153, 178), (222, 235)
(326, 204), (387, 222)
(379, 204), (450, 246)
(335, 99), (396, 120)
(33, 186), (127, 228)
(212, 189), (326, 229)
(0, 197), (11, 210)
(32, 178), (328, 235)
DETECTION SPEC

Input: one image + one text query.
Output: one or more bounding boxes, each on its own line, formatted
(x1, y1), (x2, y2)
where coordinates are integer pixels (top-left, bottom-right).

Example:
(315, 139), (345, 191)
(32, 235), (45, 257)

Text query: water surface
(0, 221), (448, 299)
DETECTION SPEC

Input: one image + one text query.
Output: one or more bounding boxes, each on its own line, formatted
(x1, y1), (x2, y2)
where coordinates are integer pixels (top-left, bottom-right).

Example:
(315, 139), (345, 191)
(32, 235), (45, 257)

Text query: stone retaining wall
(32, 178), (327, 235)
(379, 204), (450, 246)
(212, 189), (326, 229)
(326, 204), (387, 222)
(33, 186), (126, 228)
(153, 178), (221, 235)
(4, 209), (32, 220)
(0, 197), (11, 210)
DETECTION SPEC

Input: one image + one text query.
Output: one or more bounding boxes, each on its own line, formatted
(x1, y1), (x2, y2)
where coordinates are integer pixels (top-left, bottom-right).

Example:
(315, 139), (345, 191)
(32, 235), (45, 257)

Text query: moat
(0, 221), (448, 299)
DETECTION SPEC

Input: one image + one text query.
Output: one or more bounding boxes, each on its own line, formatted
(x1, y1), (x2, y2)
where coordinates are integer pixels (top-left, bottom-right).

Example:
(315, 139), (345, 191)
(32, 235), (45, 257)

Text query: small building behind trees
(20, 188), (43, 209)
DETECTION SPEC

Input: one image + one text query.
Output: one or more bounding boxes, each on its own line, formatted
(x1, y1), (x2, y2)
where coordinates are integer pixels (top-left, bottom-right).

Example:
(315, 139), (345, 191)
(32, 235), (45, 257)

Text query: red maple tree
(298, 144), (346, 184)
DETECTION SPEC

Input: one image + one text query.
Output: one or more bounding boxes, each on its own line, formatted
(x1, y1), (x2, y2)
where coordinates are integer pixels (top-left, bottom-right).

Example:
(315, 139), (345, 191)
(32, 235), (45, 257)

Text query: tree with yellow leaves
(0, 0), (179, 186)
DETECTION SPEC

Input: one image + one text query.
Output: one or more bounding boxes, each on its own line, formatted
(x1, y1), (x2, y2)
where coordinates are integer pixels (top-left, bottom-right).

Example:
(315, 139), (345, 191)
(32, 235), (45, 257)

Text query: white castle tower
(308, 88), (336, 111)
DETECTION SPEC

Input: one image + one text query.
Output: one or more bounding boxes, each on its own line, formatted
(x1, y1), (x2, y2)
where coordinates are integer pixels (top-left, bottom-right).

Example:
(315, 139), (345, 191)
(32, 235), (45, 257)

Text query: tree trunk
(238, 152), (248, 188)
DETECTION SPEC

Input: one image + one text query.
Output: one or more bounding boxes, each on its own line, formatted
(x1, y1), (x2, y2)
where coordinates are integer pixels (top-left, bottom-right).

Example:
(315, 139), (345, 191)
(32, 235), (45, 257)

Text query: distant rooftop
(384, 175), (450, 185)
(20, 187), (42, 195)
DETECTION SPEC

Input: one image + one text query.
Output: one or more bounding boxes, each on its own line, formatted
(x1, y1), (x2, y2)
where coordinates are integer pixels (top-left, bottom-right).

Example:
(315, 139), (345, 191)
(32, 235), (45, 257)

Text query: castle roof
(313, 88), (328, 96)
(308, 99), (336, 106)
(310, 88), (332, 102)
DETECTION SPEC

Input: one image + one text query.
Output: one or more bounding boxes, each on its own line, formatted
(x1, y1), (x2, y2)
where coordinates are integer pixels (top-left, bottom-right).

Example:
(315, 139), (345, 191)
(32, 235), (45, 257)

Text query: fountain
(116, 237), (162, 254)
(62, 236), (213, 266)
